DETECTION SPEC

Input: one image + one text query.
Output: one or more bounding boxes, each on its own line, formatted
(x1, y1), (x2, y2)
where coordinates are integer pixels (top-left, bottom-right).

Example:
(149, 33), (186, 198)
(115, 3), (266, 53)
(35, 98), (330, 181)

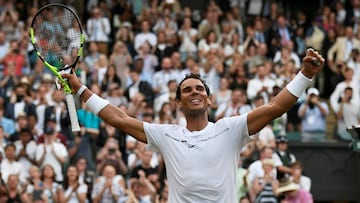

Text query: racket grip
(65, 94), (81, 132)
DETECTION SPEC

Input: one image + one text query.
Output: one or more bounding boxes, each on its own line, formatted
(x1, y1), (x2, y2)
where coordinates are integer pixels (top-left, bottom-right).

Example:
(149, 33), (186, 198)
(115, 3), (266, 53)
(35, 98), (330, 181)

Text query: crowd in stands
(0, 0), (359, 202)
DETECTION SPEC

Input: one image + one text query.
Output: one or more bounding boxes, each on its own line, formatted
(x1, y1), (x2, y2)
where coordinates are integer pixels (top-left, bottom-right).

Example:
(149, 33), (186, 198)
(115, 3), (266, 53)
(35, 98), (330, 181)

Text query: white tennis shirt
(144, 114), (252, 203)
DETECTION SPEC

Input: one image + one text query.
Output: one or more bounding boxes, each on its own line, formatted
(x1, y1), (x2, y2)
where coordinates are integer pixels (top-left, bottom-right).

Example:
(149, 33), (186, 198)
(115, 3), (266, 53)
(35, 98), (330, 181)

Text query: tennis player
(63, 48), (324, 202)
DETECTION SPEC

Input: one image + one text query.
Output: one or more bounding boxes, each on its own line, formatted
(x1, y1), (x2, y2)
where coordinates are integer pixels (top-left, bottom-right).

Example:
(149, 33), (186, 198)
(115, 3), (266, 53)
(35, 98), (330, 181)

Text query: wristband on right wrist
(286, 72), (312, 98)
(85, 94), (109, 115)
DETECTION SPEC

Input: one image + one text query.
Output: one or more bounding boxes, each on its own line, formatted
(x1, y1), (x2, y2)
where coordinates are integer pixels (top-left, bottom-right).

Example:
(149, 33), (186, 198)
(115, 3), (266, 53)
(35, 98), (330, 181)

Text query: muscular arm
(63, 73), (147, 143)
(83, 88), (147, 143)
(247, 49), (324, 135)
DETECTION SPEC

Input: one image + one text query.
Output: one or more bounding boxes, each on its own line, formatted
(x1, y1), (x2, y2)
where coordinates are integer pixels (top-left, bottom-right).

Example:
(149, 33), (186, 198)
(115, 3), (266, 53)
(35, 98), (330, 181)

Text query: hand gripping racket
(30, 3), (84, 132)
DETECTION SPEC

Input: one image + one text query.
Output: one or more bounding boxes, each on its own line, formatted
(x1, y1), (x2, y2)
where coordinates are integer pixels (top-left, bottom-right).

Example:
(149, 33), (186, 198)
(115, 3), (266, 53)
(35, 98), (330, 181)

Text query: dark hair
(175, 73), (210, 100)
(41, 164), (57, 181)
(4, 143), (16, 151)
(63, 165), (79, 190)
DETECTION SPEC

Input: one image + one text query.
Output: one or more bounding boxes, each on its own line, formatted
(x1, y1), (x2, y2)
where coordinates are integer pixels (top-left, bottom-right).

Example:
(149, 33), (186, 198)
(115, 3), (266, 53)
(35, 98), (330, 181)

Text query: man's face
(177, 78), (210, 115)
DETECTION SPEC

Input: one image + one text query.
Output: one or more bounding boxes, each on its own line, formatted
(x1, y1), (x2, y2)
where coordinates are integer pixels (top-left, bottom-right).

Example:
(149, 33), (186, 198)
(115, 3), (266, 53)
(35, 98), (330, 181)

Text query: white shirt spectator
(152, 70), (179, 96)
(247, 76), (276, 104)
(86, 12), (111, 42)
(14, 140), (37, 179)
(64, 183), (88, 203)
(0, 158), (27, 184)
(36, 142), (68, 182)
(134, 32), (157, 51)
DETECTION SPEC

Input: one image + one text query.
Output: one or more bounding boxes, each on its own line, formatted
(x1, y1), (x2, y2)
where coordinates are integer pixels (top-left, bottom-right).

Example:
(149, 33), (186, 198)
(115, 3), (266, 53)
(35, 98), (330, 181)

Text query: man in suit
(124, 68), (155, 107)
(327, 26), (360, 73)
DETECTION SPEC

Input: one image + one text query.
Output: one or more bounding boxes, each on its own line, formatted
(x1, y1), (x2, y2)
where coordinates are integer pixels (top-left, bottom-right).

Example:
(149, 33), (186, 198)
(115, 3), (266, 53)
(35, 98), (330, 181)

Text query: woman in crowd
(63, 165), (88, 203)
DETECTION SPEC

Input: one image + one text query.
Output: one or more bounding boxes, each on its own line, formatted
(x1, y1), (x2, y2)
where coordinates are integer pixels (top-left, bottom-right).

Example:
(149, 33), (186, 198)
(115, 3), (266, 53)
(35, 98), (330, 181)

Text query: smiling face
(176, 78), (211, 116)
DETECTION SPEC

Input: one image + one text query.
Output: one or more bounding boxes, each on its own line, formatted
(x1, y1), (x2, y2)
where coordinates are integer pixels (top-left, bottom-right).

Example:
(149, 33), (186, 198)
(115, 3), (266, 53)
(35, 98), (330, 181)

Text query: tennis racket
(30, 3), (84, 132)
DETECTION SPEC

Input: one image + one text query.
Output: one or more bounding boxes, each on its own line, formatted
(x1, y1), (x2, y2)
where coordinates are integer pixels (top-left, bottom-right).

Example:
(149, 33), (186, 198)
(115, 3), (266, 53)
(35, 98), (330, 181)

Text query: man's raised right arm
(62, 71), (147, 143)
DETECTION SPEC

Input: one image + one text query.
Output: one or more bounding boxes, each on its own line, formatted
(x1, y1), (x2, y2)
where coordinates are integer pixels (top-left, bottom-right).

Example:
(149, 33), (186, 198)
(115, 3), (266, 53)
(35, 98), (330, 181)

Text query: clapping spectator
(63, 165), (88, 203)
(14, 128), (37, 179)
(92, 163), (126, 203)
(35, 127), (68, 183)
(86, 7), (111, 54)
(0, 143), (27, 185)
(251, 159), (279, 203)
(40, 164), (64, 203)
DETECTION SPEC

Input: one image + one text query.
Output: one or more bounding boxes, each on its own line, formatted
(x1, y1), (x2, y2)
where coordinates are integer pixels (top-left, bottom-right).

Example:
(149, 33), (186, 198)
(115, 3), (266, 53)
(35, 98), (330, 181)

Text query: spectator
(246, 146), (275, 195)
(215, 88), (251, 120)
(33, 85), (51, 137)
(276, 179), (313, 203)
(43, 87), (71, 139)
(121, 171), (157, 203)
(100, 64), (122, 94)
(35, 127), (68, 182)
(94, 54), (109, 87)
(0, 6), (23, 42)
(40, 164), (64, 203)
(212, 77), (232, 108)
(22, 165), (44, 203)
(272, 136), (296, 181)
(0, 143), (27, 185)
(251, 159), (279, 203)
(63, 165), (88, 203)
(153, 79), (177, 114)
(115, 22), (135, 58)
(5, 83), (36, 121)
(96, 137), (128, 175)
(273, 42), (301, 70)
(104, 84), (128, 107)
(0, 105), (15, 140)
(92, 163), (125, 203)
(0, 125), (7, 158)
(152, 57), (178, 98)
(86, 7), (111, 54)
(83, 42), (101, 85)
(178, 16), (198, 62)
(14, 128), (37, 180)
(109, 41), (132, 87)
(37, 118), (68, 147)
(290, 161), (311, 192)
(0, 31), (9, 75)
(135, 42), (159, 85)
(130, 150), (160, 189)
(75, 157), (94, 202)
(327, 26), (360, 73)
(334, 86), (360, 140)
(246, 62), (276, 104)
(152, 7), (178, 35)
(298, 87), (329, 142)
(154, 102), (176, 124)
(154, 31), (177, 72)
(134, 19), (157, 52)
(4, 174), (24, 202)
(9, 112), (29, 142)
(0, 39), (26, 77)
(124, 68), (155, 107)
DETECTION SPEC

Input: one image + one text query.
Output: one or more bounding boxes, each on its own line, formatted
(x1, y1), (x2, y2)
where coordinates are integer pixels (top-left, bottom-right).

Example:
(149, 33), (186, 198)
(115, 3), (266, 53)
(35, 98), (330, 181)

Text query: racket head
(30, 3), (84, 71)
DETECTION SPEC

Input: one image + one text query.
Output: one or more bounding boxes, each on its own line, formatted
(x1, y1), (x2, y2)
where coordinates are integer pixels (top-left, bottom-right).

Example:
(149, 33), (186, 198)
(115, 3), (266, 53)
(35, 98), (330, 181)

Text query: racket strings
(32, 6), (81, 68)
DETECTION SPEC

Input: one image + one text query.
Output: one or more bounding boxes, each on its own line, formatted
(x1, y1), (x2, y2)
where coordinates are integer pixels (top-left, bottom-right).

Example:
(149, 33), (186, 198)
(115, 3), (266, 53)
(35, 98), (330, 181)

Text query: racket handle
(65, 94), (81, 132)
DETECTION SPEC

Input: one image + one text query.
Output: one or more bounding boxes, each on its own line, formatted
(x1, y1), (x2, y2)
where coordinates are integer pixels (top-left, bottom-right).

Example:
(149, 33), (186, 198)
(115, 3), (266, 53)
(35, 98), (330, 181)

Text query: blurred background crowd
(0, 0), (359, 202)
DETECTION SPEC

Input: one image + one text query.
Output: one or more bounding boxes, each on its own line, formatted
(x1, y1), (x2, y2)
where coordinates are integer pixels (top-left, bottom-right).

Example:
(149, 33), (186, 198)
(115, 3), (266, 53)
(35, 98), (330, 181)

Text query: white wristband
(286, 72), (312, 98)
(85, 94), (109, 115)
(76, 85), (87, 97)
